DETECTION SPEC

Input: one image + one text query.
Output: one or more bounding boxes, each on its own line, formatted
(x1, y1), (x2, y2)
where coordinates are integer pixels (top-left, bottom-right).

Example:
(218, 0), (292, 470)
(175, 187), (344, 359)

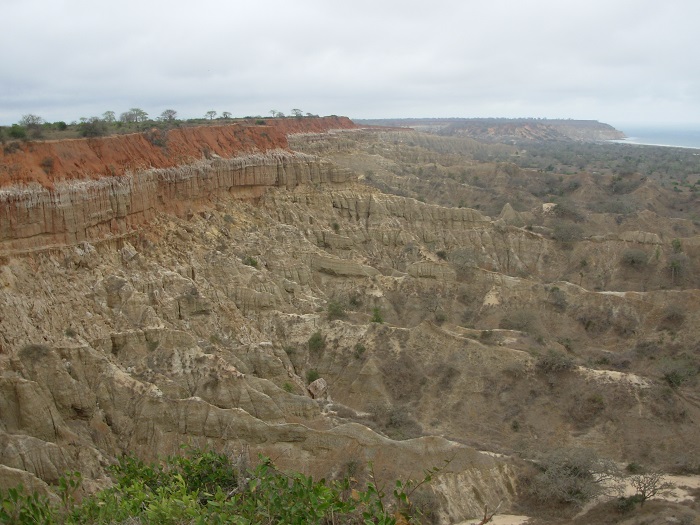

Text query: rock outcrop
(0, 117), (357, 253)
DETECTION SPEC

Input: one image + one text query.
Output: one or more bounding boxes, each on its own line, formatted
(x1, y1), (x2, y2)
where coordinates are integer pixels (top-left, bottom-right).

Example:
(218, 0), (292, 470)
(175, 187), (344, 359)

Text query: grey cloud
(1, 0), (699, 125)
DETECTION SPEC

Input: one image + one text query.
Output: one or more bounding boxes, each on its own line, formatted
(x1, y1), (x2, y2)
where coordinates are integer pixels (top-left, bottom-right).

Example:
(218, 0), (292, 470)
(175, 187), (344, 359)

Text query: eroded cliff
(0, 117), (356, 253)
(1, 119), (699, 524)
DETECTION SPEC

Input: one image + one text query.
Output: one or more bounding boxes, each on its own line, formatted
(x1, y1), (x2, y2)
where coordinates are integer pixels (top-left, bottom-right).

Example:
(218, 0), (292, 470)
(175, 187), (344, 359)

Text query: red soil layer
(0, 116), (357, 189)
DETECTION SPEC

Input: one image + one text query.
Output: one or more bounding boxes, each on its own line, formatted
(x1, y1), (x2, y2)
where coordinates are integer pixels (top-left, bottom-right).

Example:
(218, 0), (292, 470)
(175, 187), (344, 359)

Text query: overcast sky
(2, 0), (699, 128)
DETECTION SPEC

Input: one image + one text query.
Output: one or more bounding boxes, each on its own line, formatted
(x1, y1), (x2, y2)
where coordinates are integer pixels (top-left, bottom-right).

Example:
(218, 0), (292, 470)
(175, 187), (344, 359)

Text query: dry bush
(551, 221), (584, 245)
(499, 309), (541, 335)
(658, 303), (686, 330)
(621, 248), (648, 269)
(379, 353), (426, 402)
(526, 447), (621, 507)
(547, 286), (568, 313)
(536, 350), (576, 373)
(18, 344), (52, 362)
(568, 393), (606, 427)
(370, 403), (423, 440)
(430, 363), (461, 389)
(576, 306), (612, 334)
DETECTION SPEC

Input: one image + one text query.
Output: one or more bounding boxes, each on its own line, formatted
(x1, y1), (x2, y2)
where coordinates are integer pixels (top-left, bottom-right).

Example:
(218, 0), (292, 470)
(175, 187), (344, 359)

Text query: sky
(2, 0), (699, 128)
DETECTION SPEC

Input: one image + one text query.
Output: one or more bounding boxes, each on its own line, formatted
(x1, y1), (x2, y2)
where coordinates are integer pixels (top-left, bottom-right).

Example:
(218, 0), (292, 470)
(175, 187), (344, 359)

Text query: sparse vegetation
(7, 115), (700, 524)
(526, 447), (621, 507)
(536, 349), (576, 373)
(327, 300), (346, 320)
(242, 255), (258, 268)
(628, 471), (673, 506)
(621, 248), (648, 268)
(306, 369), (320, 383)
(551, 221), (583, 244)
(499, 309), (539, 334)
(308, 331), (326, 353)
(353, 343), (366, 359)
(660, 358), (699, 388)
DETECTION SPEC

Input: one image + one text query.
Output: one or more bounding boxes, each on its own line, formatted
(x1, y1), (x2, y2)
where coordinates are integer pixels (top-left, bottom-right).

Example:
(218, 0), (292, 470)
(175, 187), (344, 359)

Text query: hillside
(1, 117), (699, 524)
(355, 118), (625, 143)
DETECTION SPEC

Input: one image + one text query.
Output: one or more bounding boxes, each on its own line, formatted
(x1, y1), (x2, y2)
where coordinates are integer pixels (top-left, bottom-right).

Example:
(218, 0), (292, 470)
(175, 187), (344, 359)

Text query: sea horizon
(610, 124), (700, 150)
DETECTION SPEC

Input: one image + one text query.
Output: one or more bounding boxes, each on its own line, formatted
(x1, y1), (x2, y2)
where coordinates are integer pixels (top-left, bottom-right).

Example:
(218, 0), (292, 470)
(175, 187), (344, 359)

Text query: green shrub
(327, 301), (346, 320)
(306, 369), (320, 383)
(242, 255), (258, 268)
(661, 358), (699, 388)
(371, 307), (383, 323)
(626, 462), (644, 474)
(8, 125), (27, 140)
(615, 495), (642, 514)
(348, 293), (362, 308)
(0, 450), (441, 524)
(0, 486), (55, 524)
(79, 117), (108, 137)
(353, 343), (366, 359)
(308, 331), (325, 353)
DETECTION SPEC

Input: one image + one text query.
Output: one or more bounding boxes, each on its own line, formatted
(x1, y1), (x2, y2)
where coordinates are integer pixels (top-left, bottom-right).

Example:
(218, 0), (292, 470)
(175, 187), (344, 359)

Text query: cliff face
(3, 118), (700, 523)
(0, 117), (357, 253)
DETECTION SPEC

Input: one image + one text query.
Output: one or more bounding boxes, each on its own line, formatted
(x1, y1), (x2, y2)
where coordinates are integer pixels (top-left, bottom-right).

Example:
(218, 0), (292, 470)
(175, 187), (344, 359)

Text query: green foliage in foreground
(0, 449), (441, 524)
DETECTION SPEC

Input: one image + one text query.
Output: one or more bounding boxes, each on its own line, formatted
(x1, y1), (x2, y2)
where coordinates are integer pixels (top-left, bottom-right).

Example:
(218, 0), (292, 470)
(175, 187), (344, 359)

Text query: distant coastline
(611, 125), (700, 150)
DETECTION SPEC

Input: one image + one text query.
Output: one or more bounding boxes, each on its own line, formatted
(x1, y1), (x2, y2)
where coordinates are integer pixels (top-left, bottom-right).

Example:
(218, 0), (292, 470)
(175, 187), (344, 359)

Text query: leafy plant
(0, 450), (446, 524)
(0, 485), (55, 524)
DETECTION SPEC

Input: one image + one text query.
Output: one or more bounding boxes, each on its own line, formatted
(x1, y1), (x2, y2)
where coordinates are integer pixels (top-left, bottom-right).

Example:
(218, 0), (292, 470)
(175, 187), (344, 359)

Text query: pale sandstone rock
(307, 377), (330, 400)
(311, 253), (380, 277)
(407, 261), (457, 280)
(619, 230), (662, 244)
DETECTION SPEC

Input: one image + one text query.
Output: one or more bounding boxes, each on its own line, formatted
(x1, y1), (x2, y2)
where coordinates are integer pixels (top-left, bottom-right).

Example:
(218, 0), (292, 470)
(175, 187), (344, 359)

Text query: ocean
(611, 125), (700, 150)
